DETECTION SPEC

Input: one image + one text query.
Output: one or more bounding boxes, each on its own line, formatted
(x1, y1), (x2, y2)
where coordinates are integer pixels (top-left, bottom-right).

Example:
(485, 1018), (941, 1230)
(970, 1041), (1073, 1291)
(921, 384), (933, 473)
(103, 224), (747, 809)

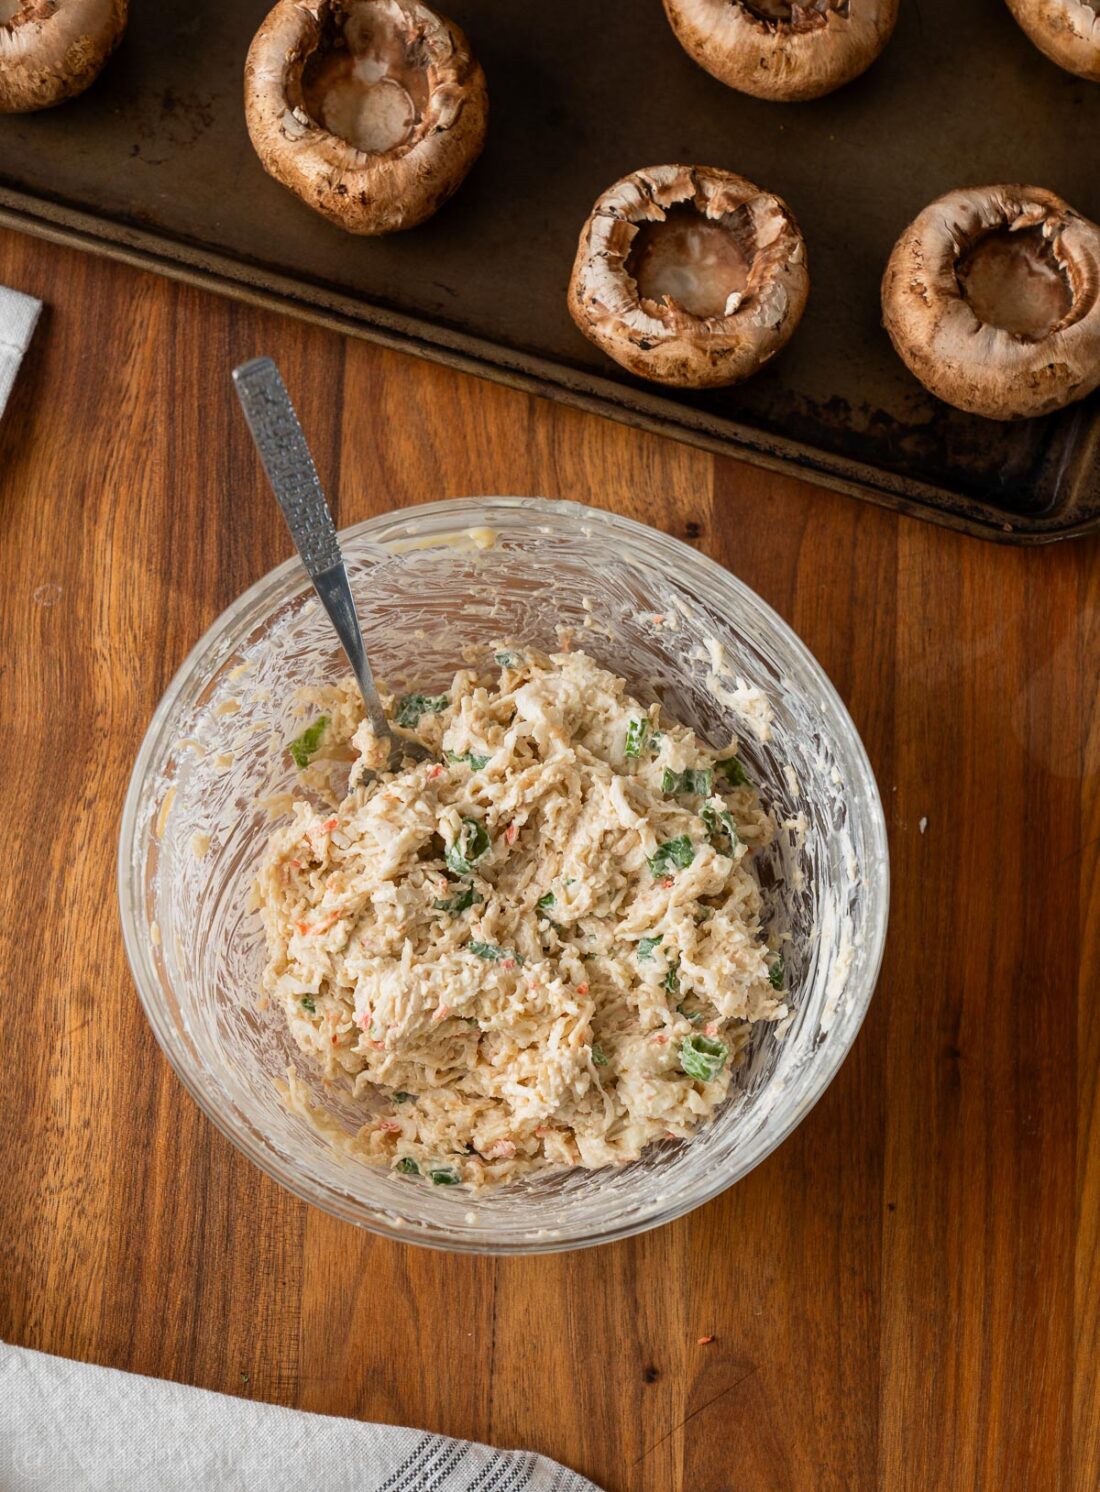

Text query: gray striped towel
(0, 1343), (603, 1492)
(0, 283), (41, 419)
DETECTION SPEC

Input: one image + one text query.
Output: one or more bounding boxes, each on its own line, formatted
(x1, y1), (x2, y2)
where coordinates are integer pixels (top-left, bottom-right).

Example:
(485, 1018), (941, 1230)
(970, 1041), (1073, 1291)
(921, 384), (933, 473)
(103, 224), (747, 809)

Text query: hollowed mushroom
(244, 0), (488, 236)
(662, 0), (898, 102)
(881, 185), (1100, 420)
(0, 0), (127, 114)
(1005, 0), (1100, 82)
(568, 165), (809, 390)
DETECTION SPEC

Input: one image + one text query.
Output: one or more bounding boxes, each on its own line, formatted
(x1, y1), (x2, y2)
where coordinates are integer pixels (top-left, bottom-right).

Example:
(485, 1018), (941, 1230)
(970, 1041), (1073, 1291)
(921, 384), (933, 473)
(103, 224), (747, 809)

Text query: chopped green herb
(429, 1166), (461, 1186)
(637, 934), (664, 962)
(393, 1091), (415, 1103)
(434, 885), (482, 915)
(445, 817), (491, 875)
(768, 956), (785, 990)
(701, 804), (738, 854)
(288, 715), (328, 769)
(624, 719), (649, 759)
(494, 650), (523, 667)
(395, 1157), (420, 1175)
(592, 1044), (609, 1067)
(537, 891), (556, 910)
(662, 767), (714, 797)
(445, 749), (491, 771)
(241, 1371), (250, 1385)
(676, 1002), (703, 1025)
(469, 940), (505, 962)
(648, 835), (696, 877)
(650, 731), (664, 754)
(299, 994), (316, 1013)
(395, 693), (449, 728)
(680, 1033), (729, 1082)
(717, 756), (751, 788)
(665, 963), (681, 995)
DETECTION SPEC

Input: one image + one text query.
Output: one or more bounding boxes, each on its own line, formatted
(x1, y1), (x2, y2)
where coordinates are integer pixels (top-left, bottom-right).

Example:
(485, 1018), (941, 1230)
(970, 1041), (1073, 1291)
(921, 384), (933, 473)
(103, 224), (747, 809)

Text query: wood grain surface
(1, 227), (1098, 1492)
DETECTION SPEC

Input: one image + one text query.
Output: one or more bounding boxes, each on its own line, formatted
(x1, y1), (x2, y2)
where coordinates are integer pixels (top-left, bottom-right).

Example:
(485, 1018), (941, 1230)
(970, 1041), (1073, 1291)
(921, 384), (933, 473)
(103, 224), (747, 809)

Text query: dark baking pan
(1, 0), (1098, 542)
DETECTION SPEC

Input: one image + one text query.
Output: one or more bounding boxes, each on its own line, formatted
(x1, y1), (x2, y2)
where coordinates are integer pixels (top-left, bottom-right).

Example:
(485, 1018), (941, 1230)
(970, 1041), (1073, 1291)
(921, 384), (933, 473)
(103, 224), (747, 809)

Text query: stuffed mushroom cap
(1005, 0), (1100, 82)
(244, 0), (488, 236)
(568, 164), (809, 390)
(882, 184), (1100, 420)
(0, 0), (127, 113)
(663, 0), (899, 102)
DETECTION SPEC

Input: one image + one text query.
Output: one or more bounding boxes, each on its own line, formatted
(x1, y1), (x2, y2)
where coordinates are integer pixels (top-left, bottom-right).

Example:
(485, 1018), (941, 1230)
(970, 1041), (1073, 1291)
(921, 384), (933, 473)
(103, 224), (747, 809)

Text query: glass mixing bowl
(118, 497), (888, 1253)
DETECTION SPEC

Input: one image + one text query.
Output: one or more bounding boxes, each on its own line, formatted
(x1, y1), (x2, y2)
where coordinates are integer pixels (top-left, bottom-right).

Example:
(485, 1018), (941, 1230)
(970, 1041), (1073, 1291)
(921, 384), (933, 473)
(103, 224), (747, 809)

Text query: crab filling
(301, 1), (429, 154)
(956, 226), (1074, 339)
(741, 0), (848, 23)
(626, 205), (756, 319)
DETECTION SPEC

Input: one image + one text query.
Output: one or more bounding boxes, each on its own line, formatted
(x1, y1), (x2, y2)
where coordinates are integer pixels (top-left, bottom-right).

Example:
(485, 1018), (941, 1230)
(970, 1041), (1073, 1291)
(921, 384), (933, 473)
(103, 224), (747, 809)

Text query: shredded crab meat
(257, 649), (786, 1189)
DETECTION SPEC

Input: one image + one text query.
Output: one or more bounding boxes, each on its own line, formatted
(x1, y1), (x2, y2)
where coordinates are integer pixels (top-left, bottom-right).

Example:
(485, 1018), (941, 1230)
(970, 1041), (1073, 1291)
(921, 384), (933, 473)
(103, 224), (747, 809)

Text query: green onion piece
(624, 719), (649, 759)
(592, 1044), (609, 1067)
(665, 963), (681, 995)
(393, 1091), (415, 1103)
(445, 817), (491, 876)
(395, 693), (449, 728)
(648, 836), (695, 877)
(768, 956), (785, 991)
(679, 1033), (729, 1082)
(288, 716), (329, 769)
(469, 940), (505, 962)
(433, 886), (482, 915)
(445, 749), (491, 771)
(429, 1166), (461, 1186)
(637, 934), (664, 962)
(537, 891), (556, 910)
(299, 994), (316, 1013)
(662, 767), (714, 797)
(717, 756), (750, 788)
(701, 804), (739, 854)
(494, 650), (523, 667)
(395, 1157), (419, 1174)
(676, 1002), (702, 1025)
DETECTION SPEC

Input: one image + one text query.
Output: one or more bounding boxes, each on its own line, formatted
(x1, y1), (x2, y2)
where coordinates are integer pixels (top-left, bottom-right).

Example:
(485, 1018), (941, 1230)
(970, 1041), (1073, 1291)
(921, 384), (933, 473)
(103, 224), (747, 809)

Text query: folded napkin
(0, 1343), (602, 1492)
(0, 284), (41, 418)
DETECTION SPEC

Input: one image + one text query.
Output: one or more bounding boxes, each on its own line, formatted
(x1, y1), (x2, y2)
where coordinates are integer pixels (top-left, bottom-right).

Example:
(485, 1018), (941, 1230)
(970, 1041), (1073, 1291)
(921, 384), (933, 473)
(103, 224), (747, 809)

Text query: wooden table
(2, 227), (1097, 1492)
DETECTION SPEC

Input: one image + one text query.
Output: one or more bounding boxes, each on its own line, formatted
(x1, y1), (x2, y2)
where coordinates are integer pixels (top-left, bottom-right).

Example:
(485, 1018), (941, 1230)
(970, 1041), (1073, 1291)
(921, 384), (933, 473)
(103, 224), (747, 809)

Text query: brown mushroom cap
(244, 0), (488, 236)
(1005, 0), (1100, 82)
(663, 0), (898, 102)
(568, 164), (809, 390)
(881, 185), (1100, 420)
(0, 0), (127, 114)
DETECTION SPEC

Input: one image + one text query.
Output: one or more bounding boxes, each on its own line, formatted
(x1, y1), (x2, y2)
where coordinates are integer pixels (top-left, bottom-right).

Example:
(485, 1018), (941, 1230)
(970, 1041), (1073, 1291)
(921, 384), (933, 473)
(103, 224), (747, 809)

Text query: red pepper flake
(575, 982), (589, 996)
(697, 1335), (715, 1346)
(295, 920), (310, 936)
(502, 958), (516, 971)
(504, 824), (517, 845)
(652, 1034), (669, 1045)
(426, 764), (444, 779)
(704, 1022), (720, 1038)
(321, 817), (338, 831)
(660, 877), (674, 890)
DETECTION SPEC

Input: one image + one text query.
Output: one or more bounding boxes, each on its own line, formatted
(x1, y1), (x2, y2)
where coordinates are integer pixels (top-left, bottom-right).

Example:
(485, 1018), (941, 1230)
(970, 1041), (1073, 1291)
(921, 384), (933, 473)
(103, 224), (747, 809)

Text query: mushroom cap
(244, 0), (488, 236)
(663, 0), (898, 102)
(881, 184), (1100, 420)
(0, 0), (127, 113)
(1004, 0), (1100, 82)
(568, 164), (809, 390)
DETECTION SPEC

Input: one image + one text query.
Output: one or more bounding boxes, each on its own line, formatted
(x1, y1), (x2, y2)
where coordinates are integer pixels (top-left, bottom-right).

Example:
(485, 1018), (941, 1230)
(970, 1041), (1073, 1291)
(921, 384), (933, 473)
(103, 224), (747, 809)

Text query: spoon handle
(232, 357), (391, 743)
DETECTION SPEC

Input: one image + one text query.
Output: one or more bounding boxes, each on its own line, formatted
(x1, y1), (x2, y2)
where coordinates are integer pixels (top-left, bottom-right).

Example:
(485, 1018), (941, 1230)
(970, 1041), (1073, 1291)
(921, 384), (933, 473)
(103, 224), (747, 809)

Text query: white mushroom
(0, 0), (127, 113)
(568, 164), (809, 390)
(244, 0), (488, 236)
(881, 184), (1100, 420)
(662, 0), (898, 102)
(1005, 0), (1100, 82)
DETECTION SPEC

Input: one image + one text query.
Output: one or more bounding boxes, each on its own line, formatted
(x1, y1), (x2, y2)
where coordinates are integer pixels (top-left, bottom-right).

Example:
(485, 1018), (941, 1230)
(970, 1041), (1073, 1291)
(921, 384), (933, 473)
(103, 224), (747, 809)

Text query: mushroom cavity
(244, 0), (488, 236)
(568, 165), (809, 390)
(1004, 0), (1100, 83)
(0, 0), (128, 114)
(881, 185), (1100, 420)
(663, 0), (898, 102)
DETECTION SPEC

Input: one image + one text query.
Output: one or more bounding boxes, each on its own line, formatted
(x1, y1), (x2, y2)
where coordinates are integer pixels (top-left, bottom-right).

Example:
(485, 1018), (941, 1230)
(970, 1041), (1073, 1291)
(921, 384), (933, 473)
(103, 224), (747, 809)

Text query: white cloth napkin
(0, 1344), (603, 1492)
(0, 284), (41, 418)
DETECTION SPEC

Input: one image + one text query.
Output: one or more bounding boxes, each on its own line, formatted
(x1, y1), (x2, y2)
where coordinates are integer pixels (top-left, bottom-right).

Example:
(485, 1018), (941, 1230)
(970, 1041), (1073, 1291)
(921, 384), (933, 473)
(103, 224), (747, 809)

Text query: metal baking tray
(2, 0), (1098, 541)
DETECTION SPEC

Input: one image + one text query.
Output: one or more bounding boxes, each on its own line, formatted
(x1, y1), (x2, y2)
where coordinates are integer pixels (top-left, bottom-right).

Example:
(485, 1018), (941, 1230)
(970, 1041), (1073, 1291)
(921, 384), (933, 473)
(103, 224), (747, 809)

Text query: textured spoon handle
(232, 357), (340, 578)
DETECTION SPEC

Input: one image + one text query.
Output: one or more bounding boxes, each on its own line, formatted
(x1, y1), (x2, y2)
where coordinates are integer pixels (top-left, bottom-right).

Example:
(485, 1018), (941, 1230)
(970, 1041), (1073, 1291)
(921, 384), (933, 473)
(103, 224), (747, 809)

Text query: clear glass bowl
(118, 497), (888, 1254)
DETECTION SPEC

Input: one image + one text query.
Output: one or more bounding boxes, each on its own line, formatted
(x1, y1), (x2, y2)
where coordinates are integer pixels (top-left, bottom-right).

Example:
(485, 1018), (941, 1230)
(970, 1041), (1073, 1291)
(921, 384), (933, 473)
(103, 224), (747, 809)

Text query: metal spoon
(232, 356), (431, 769)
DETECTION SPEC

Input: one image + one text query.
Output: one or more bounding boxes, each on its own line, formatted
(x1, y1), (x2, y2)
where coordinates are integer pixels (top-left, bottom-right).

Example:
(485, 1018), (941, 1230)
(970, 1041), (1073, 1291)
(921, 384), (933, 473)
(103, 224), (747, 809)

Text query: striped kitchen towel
(0, 1343), (603, 1492)
(0, 283), (41, 418)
